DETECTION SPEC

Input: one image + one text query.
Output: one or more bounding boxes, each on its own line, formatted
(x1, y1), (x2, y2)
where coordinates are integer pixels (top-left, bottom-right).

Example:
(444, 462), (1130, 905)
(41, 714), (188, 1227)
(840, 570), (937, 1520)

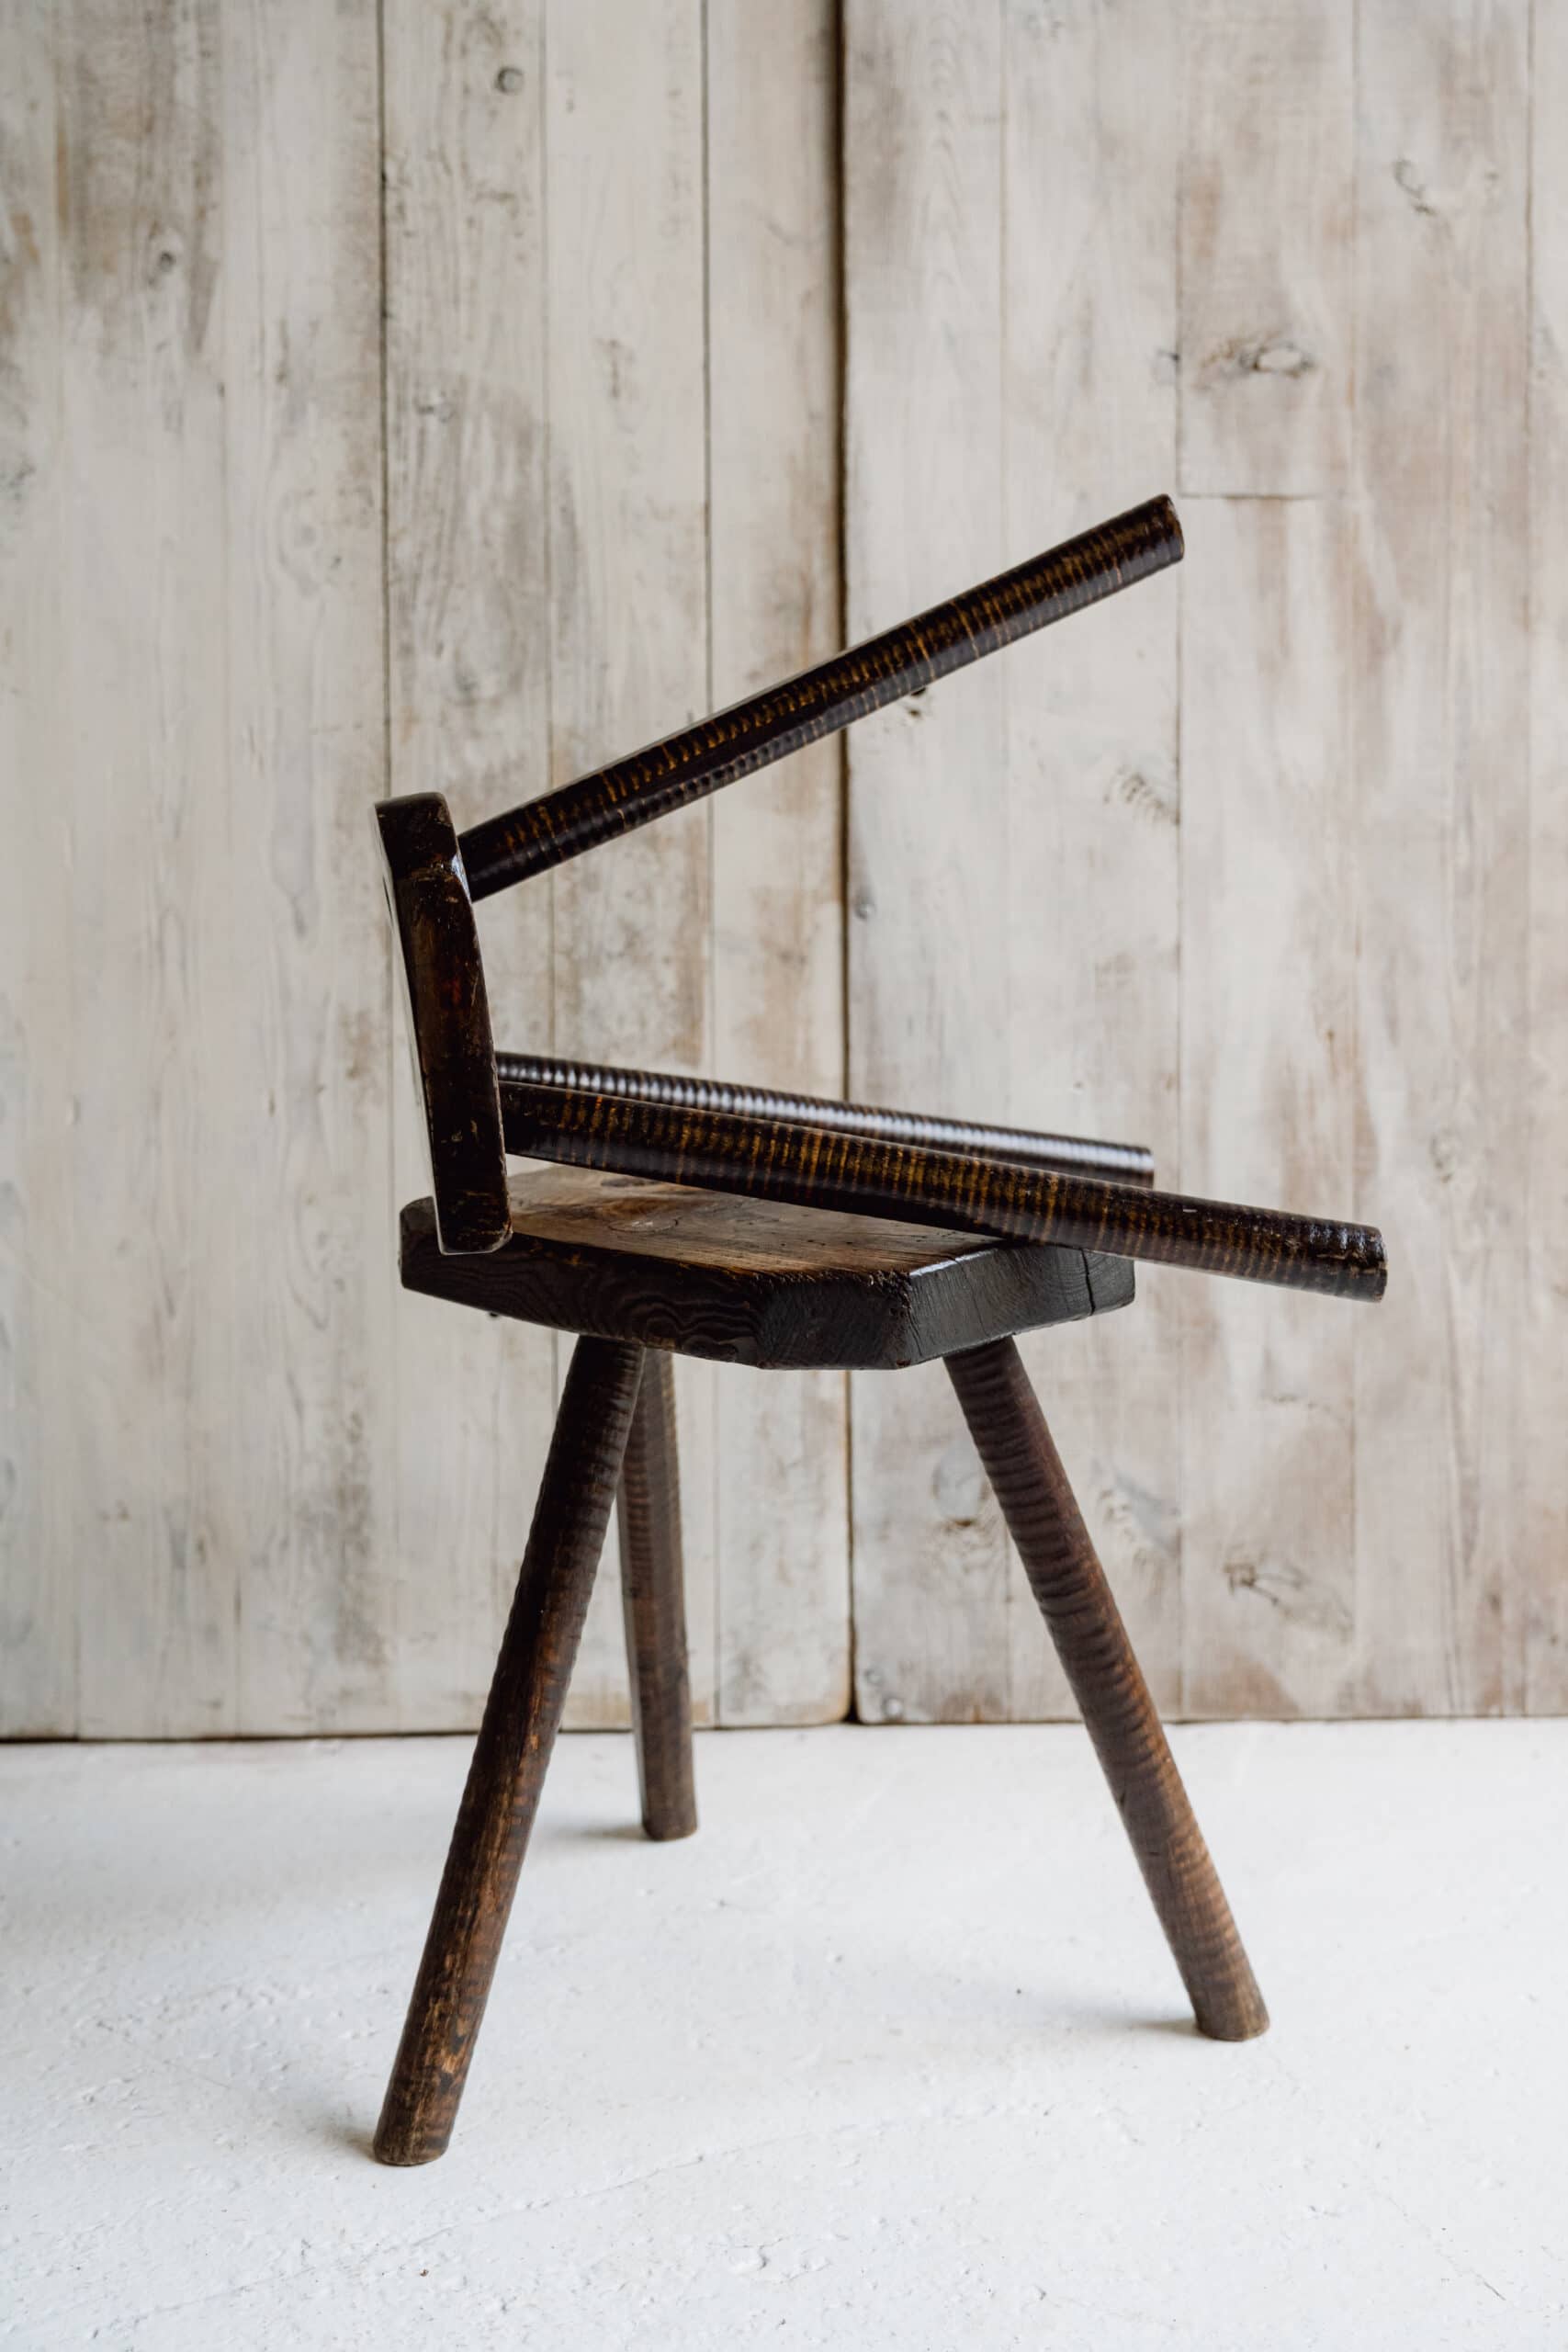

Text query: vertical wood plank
(1179, 496), (1357, 1716)
(844, 0), (1010, 1722)
(1527, 0), (1568, 1712)
(0, 8), (73, 1734)
(46, 0), (392, 1736)
(1179, 0), (1352, 496)
(382, 0), (558, 1728)
(543, 0), (716, 1729)
(706, 0), (849, 1725)
(1350, 0), (1530, 1714)
(1000, 0), (1183, 1720)
(223, 0), (395, 1731)
(60, 0), (237, 1734)
(1175, 2), (1359, 1717)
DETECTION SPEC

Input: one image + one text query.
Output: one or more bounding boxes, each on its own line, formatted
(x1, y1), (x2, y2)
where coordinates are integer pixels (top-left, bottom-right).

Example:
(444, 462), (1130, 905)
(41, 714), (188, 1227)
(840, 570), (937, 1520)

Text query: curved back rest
(376, 793), (510, 1254)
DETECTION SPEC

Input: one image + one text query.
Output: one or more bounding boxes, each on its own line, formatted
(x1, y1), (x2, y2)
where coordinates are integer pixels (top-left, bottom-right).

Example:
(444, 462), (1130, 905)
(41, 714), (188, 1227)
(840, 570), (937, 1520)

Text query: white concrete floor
(2, 1724), (1562, 2350)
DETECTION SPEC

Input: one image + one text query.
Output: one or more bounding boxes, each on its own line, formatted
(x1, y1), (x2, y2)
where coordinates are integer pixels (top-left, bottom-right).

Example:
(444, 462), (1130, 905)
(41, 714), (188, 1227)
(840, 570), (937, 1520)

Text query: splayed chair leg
(944, 1337), (1269, 2042)
(618, 1350), (698, 1841)
(374, 1336), (646, 2166)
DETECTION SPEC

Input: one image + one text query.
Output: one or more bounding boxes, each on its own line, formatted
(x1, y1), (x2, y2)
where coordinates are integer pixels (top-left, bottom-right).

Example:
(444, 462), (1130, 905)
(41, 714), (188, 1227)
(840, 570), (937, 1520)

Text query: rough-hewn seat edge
(398, 1196), (1135, 1373)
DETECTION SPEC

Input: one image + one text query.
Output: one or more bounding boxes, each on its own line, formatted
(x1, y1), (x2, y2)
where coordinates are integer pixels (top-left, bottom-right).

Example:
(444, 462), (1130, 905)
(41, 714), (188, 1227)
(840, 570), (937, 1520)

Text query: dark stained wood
(617, 1351), (697, 1841)
(364, 472), (1389, 2166)
(944, 1337), (1269, 2042)
(373, 1335), (644, 2167)
(400, 1166), (1135, 1372)
(498, 1080), (1388, 1303)
(457, 498), (1184, 898)
(496, 1049), (1156, 1186)
(374, 792), (509, 1255)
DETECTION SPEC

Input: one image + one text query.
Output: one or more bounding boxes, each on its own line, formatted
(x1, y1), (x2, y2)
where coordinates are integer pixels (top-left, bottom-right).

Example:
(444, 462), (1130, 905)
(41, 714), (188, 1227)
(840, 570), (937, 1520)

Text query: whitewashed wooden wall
(1, 0), (1561, 1734)
(0, 0), (845, 1738)
(845, 0), (1560, 1723)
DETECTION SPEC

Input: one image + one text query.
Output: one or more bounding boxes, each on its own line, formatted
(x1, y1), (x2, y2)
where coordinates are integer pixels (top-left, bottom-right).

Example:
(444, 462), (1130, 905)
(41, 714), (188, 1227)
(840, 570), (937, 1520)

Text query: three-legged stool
(373, 1167), (1267, 2166)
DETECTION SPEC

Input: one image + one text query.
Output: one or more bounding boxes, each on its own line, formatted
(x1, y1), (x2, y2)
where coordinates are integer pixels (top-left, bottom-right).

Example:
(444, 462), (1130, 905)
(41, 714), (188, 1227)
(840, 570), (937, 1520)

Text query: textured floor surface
(2, 1722), (1562, 2350)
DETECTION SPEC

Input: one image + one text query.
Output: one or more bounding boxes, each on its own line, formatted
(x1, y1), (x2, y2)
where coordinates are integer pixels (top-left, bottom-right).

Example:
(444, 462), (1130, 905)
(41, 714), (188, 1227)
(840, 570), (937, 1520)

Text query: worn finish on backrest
(375, 793), (509, 1254)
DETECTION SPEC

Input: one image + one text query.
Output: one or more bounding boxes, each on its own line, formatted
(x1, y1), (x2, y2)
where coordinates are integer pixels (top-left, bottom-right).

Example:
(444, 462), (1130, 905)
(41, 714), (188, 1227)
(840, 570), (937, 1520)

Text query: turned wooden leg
(374, 1336), (646, 2166)
(617, 1350), (697, 1841)
(944, 1338), (1269, 2042)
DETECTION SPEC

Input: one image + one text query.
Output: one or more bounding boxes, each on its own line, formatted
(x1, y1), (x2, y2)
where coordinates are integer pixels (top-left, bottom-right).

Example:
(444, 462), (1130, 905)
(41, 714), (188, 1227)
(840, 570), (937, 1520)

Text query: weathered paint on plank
(382, 0), (558, 1730)
(1349, 0), (1530, 1715)
(706, 0), (850, 1724)
(541, 0), (717, 1730)
(1179, 496), (1357, 1717)
(62, 0), (240, 1734)
(224, 0), (396, 1733)
(1527, 0), (1568, 1713)
(0, 9), (72, 1734)
(1179, 0), (1353, 497)
(844, 0), (1012, 1723)
(1001, 0), (1184, 1721)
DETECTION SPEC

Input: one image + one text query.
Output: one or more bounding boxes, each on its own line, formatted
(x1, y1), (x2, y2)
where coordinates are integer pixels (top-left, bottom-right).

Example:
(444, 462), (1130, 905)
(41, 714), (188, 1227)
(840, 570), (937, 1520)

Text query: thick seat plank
(400, 1166), (1134, 1372)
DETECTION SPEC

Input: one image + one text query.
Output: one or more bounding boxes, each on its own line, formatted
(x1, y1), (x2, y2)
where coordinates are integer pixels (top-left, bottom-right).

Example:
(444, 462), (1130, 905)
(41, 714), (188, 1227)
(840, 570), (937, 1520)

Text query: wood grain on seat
(399, 1166), (1134, 1372)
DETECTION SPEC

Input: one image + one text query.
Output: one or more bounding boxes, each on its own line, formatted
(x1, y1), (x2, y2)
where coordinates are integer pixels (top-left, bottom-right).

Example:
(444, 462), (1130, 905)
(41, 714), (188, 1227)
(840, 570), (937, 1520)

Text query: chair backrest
(375, 792), (510, 1254)
(378, 498), (1187, 1259)
(372, 491), (1386, 1306)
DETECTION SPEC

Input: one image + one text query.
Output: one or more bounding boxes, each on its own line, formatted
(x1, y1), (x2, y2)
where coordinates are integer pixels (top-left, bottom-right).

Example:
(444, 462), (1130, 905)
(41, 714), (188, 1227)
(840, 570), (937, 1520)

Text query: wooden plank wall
(1, 1), (1561, 1732)
(0, 0), (845, 1736)
(844, 0), (1559, 1722)
(2, 0), (397, 1738)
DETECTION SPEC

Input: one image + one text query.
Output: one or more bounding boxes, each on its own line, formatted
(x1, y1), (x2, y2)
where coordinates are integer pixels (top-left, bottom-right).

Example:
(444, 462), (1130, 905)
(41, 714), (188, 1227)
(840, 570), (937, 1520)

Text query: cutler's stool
(370, 499), (1387, 2165)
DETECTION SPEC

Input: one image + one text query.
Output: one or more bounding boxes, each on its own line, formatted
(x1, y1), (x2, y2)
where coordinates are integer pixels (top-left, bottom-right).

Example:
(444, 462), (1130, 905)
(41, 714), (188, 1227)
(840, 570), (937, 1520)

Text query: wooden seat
(400, 1166), (1134, 1372)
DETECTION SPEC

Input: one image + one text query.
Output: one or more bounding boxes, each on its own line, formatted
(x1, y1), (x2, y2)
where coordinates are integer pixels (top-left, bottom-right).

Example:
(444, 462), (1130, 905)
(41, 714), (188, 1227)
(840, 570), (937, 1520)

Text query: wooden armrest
(497, 1079), (1387, 1304)
(495, 1052), (1156, 1187)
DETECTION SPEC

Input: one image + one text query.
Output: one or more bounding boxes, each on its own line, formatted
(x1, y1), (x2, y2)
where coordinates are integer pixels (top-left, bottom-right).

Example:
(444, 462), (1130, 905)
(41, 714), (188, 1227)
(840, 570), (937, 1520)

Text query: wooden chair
(370, 499), (1387, 2165)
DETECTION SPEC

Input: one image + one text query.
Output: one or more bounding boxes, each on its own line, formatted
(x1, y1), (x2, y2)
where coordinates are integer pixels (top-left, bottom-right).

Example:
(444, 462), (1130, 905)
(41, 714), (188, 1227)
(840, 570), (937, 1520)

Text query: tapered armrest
(496, 1053), (1156, 1188)
(498, 1078), (1387, 1303)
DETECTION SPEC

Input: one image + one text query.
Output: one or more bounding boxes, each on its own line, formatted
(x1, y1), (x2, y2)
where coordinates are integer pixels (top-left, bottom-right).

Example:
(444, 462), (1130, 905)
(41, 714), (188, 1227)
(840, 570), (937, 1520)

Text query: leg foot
(374, 1336), (646, 2165)
(944, 1338), (1269, 2042)
(618, 1351), (697, 1840)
